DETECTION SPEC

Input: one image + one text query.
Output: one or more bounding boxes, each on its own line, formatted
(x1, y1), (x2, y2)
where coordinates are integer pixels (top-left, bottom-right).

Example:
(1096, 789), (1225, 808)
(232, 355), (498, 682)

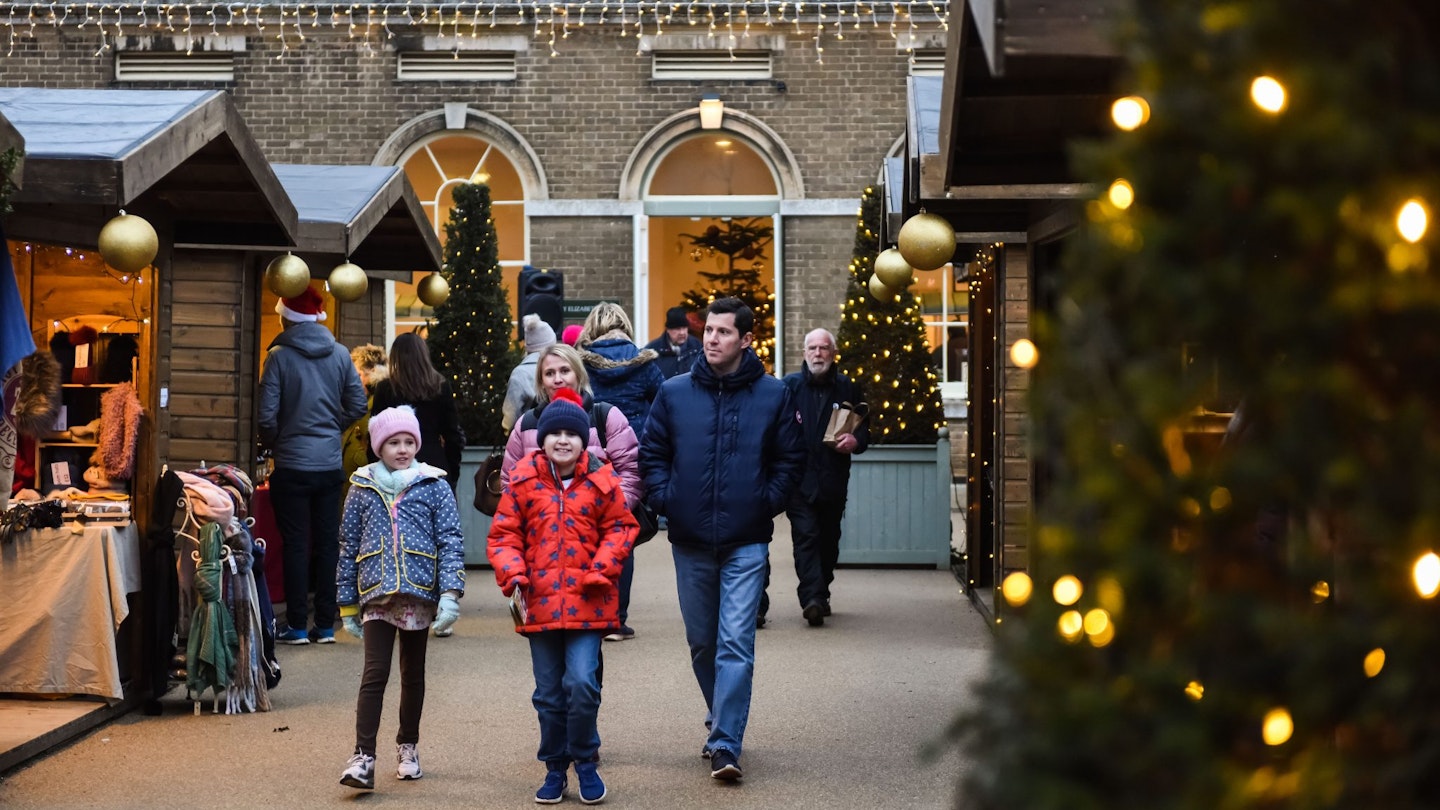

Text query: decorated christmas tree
(835, 185), (943, 444)
(677, 217), (776, 367)
(427, 182), (519, 447)
(958, 2), (1440, 807)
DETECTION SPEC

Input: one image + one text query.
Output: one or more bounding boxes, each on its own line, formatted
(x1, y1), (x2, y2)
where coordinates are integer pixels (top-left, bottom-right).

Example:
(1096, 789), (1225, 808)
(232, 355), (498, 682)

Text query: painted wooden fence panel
(838, 433), (952, 567)
(462, 434), (953, 568)
(458, 447), (496, 566)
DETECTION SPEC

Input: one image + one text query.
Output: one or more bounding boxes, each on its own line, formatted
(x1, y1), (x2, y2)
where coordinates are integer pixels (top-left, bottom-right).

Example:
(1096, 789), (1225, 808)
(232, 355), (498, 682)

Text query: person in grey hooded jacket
(257, 286), (368, 644)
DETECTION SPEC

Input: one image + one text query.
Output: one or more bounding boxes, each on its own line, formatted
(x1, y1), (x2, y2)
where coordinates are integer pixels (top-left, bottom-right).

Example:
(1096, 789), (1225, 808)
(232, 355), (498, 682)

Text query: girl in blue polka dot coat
(335, 406), (464, 791)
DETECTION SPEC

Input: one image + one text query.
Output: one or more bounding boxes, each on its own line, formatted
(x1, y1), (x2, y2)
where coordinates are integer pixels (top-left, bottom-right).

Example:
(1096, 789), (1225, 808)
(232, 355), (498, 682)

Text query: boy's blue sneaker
(710, 749), (743, 781)
(576, 761), (606, 804)
(311, 627), (336, 644)
(276, 627), (309, 645)
(535, 769), (567, 804)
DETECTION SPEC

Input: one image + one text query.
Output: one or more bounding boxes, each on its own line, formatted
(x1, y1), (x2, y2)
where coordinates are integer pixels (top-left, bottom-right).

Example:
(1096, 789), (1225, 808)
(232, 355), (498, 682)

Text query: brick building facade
(0, 9), (948, 373)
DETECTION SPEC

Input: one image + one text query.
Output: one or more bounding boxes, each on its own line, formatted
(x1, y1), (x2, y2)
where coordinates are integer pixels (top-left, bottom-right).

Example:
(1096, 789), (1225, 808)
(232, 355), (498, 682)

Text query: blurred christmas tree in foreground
(956, 2), (1440, 807)
(427, 182), (519, 447)
(835, 185), (943, 444)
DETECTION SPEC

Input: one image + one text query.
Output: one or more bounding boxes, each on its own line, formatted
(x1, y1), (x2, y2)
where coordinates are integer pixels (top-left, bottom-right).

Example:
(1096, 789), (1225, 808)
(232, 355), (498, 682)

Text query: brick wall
(2, 18), (927, 436)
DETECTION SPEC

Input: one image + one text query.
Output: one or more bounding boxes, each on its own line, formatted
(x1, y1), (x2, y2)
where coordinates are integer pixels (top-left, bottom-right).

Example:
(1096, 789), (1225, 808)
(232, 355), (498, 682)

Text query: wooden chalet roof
(0, 88), (299, 249)
(272, 164), (443, 279)
(0, 108), (22, 189)
(908, 0), (1124, 239)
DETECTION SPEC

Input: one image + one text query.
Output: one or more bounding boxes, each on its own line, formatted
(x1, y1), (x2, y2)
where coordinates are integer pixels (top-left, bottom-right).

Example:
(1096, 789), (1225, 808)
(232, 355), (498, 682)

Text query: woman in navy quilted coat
(576, 301), (664, 439)
(335, 406), (465, 791)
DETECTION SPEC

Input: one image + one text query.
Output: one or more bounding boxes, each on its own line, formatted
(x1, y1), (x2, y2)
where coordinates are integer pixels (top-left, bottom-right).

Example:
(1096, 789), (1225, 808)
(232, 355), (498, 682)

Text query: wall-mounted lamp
(699, 93), (724, 130)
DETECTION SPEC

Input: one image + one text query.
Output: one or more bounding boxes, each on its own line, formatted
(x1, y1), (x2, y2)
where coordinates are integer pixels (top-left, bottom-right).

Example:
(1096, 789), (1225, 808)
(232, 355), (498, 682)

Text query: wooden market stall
(892, 2), (1123, 620)
(0, 86), (300, 771)
(0, 88), (444, 772)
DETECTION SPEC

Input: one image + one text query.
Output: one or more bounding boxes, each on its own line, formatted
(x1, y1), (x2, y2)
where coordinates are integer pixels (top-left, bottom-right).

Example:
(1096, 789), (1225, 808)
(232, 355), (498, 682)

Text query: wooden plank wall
(336, 282), (388, 352)
(997, 243), (1031, 575)
(164, 250), (253, 472)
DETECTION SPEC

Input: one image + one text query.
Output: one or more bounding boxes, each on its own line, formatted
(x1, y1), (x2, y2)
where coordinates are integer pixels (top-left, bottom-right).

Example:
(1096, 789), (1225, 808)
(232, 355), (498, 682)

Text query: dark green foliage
(835, 186), (943, 444)
(427, 182), (520, 447)
(958, 2), (1440, 807)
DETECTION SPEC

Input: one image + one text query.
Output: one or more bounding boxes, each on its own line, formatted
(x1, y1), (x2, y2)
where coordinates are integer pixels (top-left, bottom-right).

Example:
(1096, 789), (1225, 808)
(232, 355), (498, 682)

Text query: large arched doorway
(643, 133), (779, 365)
(626, 107), (801, 371)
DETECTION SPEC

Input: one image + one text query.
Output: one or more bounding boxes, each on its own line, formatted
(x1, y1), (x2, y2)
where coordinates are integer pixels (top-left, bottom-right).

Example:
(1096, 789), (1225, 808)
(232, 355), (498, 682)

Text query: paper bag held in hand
(823, 401), (868, 447)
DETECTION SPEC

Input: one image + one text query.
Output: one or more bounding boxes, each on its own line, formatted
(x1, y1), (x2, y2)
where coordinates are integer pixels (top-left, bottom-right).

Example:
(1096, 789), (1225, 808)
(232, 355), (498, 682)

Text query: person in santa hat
(258, 285), (369, 645)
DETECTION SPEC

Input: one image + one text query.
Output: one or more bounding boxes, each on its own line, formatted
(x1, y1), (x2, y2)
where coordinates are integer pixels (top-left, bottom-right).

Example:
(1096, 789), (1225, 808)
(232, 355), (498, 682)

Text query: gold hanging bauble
(265, 253), (312, 298)
(874, 248), (915, 289)
(897, 212), (957, 271)
(97, 212), (159, 275)
(417, 272), (451, 307)
(327, 262), (368, 302)
(868, 273), (901, 303)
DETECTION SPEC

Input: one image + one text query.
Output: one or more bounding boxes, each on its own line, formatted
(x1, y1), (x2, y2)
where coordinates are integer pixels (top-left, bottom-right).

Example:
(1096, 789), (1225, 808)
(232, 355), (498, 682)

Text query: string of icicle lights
(0, 1), (948, 60)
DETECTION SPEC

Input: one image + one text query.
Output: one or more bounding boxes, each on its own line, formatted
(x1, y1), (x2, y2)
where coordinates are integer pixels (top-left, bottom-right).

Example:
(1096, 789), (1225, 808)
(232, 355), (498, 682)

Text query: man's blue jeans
(528, 629), (604, 768)
(672, 542), (768, 758)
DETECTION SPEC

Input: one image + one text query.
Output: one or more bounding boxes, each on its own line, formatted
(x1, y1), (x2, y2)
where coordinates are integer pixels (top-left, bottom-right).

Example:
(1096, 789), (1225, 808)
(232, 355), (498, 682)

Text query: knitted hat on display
(369, 405), (422, 455)
(276, 286), (327, 323)
(665, 306), (690, 330)
(523, 313), (556, 353)
(561, 324), (583, 346)
(537, 388), (589, 443)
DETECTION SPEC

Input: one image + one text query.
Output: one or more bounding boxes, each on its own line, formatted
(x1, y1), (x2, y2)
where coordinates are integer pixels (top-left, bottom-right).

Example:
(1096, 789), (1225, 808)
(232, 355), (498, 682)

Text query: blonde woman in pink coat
(501, 344), (642, 511)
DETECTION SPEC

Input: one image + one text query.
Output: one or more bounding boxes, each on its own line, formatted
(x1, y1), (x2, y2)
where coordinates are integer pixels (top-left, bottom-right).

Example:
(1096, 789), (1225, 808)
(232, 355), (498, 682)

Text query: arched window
(396, 133), (527, 332)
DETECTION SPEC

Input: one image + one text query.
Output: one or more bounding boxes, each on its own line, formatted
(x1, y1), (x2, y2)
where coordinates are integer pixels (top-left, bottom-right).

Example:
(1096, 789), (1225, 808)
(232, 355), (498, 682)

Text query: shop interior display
(31, 315), (143, 500)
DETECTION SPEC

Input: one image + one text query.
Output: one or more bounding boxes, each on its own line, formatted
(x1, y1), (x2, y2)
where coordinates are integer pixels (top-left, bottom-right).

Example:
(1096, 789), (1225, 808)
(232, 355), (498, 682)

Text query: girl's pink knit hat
(369, 405), (421, 455)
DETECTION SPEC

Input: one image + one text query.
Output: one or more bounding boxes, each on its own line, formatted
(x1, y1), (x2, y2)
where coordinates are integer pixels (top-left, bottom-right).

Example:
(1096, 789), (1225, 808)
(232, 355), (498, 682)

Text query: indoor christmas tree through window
(677, 217), (777, 367)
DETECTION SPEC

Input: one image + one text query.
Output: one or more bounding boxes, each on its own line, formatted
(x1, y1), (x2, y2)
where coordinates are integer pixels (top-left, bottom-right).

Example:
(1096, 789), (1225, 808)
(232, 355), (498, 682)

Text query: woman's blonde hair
(578, 301), (634, 345)
(350, 344), (387, 372)
(532, 343), (591, 406)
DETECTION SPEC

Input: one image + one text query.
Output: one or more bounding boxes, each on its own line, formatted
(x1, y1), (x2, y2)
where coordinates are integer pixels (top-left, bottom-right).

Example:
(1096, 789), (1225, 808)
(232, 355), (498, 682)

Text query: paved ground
(0, 518), (992, 809)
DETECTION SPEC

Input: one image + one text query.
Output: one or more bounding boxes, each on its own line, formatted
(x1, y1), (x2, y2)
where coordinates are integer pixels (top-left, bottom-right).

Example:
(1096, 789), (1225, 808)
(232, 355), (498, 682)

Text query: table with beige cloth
(0, 523), (141, 700)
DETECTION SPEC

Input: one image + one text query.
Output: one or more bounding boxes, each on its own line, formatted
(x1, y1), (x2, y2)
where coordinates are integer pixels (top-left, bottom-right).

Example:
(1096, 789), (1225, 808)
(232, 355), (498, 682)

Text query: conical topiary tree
(835, 185), (944, 444)
(957, 2), (1440, 807)
(427, 182), (520, 447)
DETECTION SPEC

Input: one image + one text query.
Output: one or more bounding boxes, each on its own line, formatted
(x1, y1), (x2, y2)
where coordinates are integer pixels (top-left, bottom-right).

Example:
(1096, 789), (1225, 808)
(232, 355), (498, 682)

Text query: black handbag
(473, 451), (505, 516)
(631, 502), (660, 545)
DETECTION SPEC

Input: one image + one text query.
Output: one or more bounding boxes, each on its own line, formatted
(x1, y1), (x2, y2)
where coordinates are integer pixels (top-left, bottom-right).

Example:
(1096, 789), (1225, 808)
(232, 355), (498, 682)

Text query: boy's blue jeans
(528, 629), (604, 768)
(672, 541), (767, 759)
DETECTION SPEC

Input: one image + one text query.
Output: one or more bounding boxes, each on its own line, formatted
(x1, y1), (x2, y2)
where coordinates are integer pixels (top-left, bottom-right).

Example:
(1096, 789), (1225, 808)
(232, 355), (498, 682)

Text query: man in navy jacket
(781, 328), (868, 626)
(640, 297), (803, 783)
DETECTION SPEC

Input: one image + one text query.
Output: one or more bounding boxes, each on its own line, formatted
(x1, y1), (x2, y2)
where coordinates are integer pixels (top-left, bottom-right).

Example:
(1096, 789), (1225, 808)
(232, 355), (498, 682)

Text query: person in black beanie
(644, 306), (703, 380)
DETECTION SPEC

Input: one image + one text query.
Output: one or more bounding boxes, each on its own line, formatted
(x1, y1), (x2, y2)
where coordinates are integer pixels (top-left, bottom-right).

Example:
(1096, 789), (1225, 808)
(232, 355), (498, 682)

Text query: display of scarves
(186, 522), (237, 702)
(221, 525), (273, 713)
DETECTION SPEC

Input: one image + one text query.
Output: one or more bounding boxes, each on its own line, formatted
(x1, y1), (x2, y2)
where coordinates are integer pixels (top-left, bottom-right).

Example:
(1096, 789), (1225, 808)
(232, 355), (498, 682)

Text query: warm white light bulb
(1251, 76), (1287, 113)
(1111, 96), (1150, 130)
(1108, 179), (1135, 210)
(1398, 199), (1428, 243)
(1010, 339), (1038, 369)
(1414, 552), (1440, 598)
(1262, 707), (1293, 746)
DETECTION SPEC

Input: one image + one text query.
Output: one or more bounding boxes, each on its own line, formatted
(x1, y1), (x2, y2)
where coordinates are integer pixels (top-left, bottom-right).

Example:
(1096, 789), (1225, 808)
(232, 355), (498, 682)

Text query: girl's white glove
(432, 592), (461, 634)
